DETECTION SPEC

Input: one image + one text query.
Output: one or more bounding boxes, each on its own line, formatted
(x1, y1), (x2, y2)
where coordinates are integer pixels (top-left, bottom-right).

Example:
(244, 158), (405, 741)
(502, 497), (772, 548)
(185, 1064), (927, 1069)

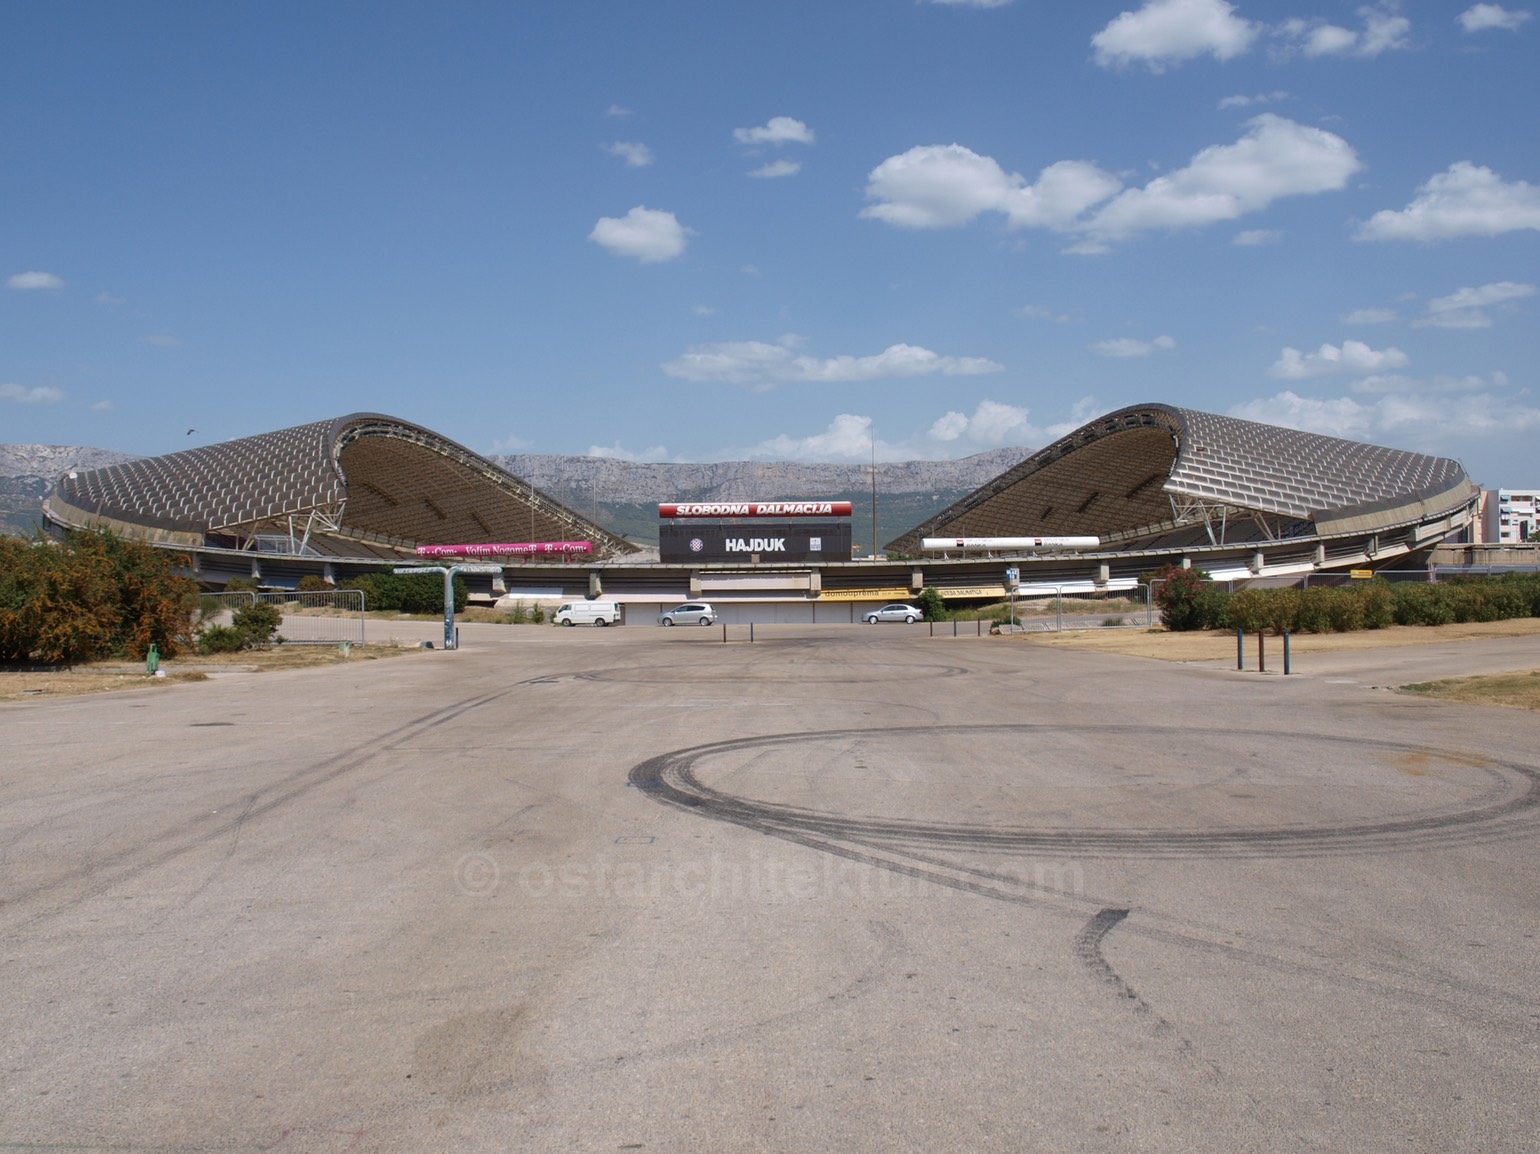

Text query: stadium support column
(589, 571), (602, 598)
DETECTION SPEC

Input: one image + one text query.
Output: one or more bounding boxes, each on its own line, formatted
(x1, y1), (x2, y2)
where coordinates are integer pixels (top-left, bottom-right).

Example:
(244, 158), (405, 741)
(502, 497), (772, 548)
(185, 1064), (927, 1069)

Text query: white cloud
(1233, 228), (1282, 245)
(1459, 4), (1532, 32)
(1080, 114), (1361, 244)
(1275, 4), (1412, 59)
(588, 442), (672, 462)
(7, 271), (65, 290)
(692, 304), (715, 315)
(1415, 280), (1535, 328)
(90, 399), (115, 412)
(1356, 162), (1540, 241)
(1218, 90), (1290, 109)
(1232, 383), (1540, 444)
(604, 104), (633, 118)
(861, 116), (1359, 249)
(491, 432), (534, 453)
(749, 159), (801, 179)
(860, 145), (1121, 231)
(730, 399), (1095, 463)
(1341, 307), (1397, 324)
(739, 414), (887, 462)
(1090, 335), (1176, 357)
(662, 335), (1003, 389)
(95, 292), (126, 306)
(1269, 339), (1410, 378)
(1092, 0), (1260, 71)
(928, 400), (1033, 444)
(603, 141), (654, 167)
(1, 383), (65, 404)
(1017, 303), (1073, 323)
(733, 116), (814, 146)
(588, 206), (693, 263)
(930, 0), (1014, 8)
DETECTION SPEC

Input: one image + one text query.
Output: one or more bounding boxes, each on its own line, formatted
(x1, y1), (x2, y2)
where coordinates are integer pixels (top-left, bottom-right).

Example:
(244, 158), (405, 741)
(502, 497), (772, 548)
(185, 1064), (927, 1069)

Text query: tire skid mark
(0, 686), (518, 929)
(630, 724), (1540, 860)
(630, 725), (1540, 1031)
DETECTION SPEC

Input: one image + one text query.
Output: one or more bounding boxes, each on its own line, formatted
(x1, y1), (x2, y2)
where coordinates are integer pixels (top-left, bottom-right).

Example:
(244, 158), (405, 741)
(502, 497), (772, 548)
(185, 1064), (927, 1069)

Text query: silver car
(658, 602), (717, 626)
(864, 603), (923, 624)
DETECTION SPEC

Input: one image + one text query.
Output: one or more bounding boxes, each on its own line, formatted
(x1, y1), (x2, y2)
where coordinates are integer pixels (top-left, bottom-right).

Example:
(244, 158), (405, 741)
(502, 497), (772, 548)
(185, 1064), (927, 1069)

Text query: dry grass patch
(1400, 670), (1540, 712)
(1, 643), (419, 702)
(1013, 616), (1540, 662)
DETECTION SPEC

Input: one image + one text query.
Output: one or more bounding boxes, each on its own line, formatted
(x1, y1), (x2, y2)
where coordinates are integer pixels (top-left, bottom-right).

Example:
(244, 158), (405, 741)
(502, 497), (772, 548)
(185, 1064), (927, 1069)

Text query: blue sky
(3, 0), (1538, 487)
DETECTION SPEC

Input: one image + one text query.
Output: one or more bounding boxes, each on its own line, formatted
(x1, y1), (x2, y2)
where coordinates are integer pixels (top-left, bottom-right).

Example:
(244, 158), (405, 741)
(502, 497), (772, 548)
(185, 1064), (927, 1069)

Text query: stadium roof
(887, 403), (1478, 556)
(43, 413), (637, 559)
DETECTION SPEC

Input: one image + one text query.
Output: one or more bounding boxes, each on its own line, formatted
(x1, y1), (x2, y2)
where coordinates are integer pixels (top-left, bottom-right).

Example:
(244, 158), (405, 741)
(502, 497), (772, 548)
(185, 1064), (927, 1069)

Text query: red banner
(659, 501), (853, 518)
(416, 541), (592, 558)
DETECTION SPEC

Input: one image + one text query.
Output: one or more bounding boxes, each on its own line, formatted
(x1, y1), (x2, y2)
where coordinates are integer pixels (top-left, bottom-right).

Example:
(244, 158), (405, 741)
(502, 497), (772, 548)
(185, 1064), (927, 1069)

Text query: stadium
(42, 404), (1480, 624)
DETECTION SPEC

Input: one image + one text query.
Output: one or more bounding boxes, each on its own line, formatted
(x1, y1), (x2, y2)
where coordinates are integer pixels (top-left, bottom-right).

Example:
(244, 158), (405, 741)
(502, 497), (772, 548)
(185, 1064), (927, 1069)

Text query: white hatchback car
(864, 603), (924, 624)
(658, 602), (718, 626)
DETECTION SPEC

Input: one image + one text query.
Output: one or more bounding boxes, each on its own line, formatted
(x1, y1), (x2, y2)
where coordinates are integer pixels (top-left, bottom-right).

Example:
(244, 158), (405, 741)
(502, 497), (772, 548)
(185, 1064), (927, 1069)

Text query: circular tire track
(629, 724), (1540, 858)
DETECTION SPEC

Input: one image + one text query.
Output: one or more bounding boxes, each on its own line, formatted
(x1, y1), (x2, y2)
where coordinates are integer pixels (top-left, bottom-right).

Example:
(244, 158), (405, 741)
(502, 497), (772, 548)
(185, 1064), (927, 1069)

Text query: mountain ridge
(0, 443), (1032, 539)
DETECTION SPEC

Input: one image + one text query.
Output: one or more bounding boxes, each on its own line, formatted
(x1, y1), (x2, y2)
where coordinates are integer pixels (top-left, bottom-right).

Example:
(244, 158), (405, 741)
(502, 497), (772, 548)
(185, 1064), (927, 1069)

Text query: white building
(1484, 488), (1540, 544)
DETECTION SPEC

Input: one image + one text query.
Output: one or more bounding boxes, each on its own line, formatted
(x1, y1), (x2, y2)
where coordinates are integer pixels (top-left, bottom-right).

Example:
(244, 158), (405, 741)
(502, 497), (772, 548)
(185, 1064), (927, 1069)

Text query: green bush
(1359, 581), (1395, 629)
(196, 624), (246, 654)
(1150, 565), (1212, 631)
(916, 586), (947, 621)
(233, 601), (282, 647)
(1225, 588), (1270, 633)
(1192, 588), (1231, 630)
(223, 576), (259, 593)
(296, 575), (334, 593)
(1393, 582), (1453, 626)
(338, 571), (465, 613)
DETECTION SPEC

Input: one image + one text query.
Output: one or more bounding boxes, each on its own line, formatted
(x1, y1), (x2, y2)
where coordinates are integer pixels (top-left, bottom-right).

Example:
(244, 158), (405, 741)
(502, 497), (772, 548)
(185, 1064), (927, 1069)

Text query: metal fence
(197, 589), (367, 645)
(1001, 585), (1155, 632)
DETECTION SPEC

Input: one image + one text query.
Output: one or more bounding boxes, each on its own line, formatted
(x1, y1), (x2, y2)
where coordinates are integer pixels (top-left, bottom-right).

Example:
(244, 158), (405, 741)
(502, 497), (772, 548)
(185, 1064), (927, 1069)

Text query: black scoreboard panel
(660, 521), (853, 563)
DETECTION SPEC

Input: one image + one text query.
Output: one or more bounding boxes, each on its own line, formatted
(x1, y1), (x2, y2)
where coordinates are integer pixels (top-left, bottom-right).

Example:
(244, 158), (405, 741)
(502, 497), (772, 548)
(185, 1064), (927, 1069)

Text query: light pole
(394, 563), (502, 649)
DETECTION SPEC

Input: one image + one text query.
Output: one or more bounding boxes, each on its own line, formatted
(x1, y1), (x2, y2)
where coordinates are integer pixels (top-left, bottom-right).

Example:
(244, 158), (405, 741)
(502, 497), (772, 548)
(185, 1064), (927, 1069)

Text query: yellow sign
(938, 585), (1006, 599)
(818, 587), (912, 601)
(1349, 569), (1375, 579)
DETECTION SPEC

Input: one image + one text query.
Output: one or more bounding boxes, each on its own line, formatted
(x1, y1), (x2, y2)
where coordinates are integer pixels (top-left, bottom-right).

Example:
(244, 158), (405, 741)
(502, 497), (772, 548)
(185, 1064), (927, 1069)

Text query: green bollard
(146, 642), (160, 675)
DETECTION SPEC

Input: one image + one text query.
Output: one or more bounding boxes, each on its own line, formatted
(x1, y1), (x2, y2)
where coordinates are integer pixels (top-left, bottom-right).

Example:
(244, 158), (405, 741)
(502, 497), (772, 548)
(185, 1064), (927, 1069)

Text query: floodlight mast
(394, 563), (502, 649)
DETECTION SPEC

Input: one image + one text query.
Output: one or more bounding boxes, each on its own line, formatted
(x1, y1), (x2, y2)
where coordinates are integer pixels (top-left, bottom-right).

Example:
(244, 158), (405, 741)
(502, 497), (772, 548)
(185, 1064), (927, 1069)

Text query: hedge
(1166, 573), (1540, 634)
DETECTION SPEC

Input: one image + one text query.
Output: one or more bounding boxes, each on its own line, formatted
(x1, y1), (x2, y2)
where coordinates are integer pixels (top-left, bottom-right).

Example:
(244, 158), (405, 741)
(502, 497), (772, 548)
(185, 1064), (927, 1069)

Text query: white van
(554, 600), (622, 627)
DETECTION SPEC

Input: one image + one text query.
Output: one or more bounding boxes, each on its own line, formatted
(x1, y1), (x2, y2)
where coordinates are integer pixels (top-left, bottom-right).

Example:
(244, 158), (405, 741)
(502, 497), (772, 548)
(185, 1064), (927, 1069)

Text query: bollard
(146, 642), (159, 676)
(722, 623), (727, 644)
(1258, 630), (1266, 674)
(953, 619), (957, 637)
(1236, 628), (1243, 671)
(1283, 630), (1291, 675)
(749, 622), (755, 643)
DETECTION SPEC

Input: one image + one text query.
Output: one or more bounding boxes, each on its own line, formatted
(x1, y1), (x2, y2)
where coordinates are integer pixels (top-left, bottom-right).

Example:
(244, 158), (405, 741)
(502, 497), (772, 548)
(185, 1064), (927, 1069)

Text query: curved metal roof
(44, 413), (637, 558)
(887, 403), (1477, 554)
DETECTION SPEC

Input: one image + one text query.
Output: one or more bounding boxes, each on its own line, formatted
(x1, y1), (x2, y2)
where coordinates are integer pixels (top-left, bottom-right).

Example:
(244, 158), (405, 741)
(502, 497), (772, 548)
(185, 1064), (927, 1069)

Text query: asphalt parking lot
(3, 624), (1538, 1152)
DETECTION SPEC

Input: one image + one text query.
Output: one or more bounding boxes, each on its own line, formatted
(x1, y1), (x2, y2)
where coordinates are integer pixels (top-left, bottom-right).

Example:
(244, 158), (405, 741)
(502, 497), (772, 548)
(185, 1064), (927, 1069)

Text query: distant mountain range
(0, 444), (1032, 545)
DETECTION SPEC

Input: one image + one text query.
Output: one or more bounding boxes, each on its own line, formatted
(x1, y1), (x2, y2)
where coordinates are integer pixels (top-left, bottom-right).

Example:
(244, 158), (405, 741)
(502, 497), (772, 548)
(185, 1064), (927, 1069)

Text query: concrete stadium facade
(42, 405), (1479, 624)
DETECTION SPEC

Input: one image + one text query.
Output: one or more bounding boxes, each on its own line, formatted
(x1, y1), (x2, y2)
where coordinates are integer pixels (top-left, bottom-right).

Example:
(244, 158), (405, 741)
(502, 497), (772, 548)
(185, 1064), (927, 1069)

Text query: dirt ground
(1017, 615), (1540, 661)
(0, 643), (417, 702)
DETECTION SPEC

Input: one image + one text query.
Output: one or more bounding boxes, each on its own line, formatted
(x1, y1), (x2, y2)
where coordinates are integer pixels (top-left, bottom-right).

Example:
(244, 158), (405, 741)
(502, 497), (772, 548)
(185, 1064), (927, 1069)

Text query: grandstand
(42, 413), (635, 570)
(887, 404), (1477, 579)
(41, 404), (1479, 611)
